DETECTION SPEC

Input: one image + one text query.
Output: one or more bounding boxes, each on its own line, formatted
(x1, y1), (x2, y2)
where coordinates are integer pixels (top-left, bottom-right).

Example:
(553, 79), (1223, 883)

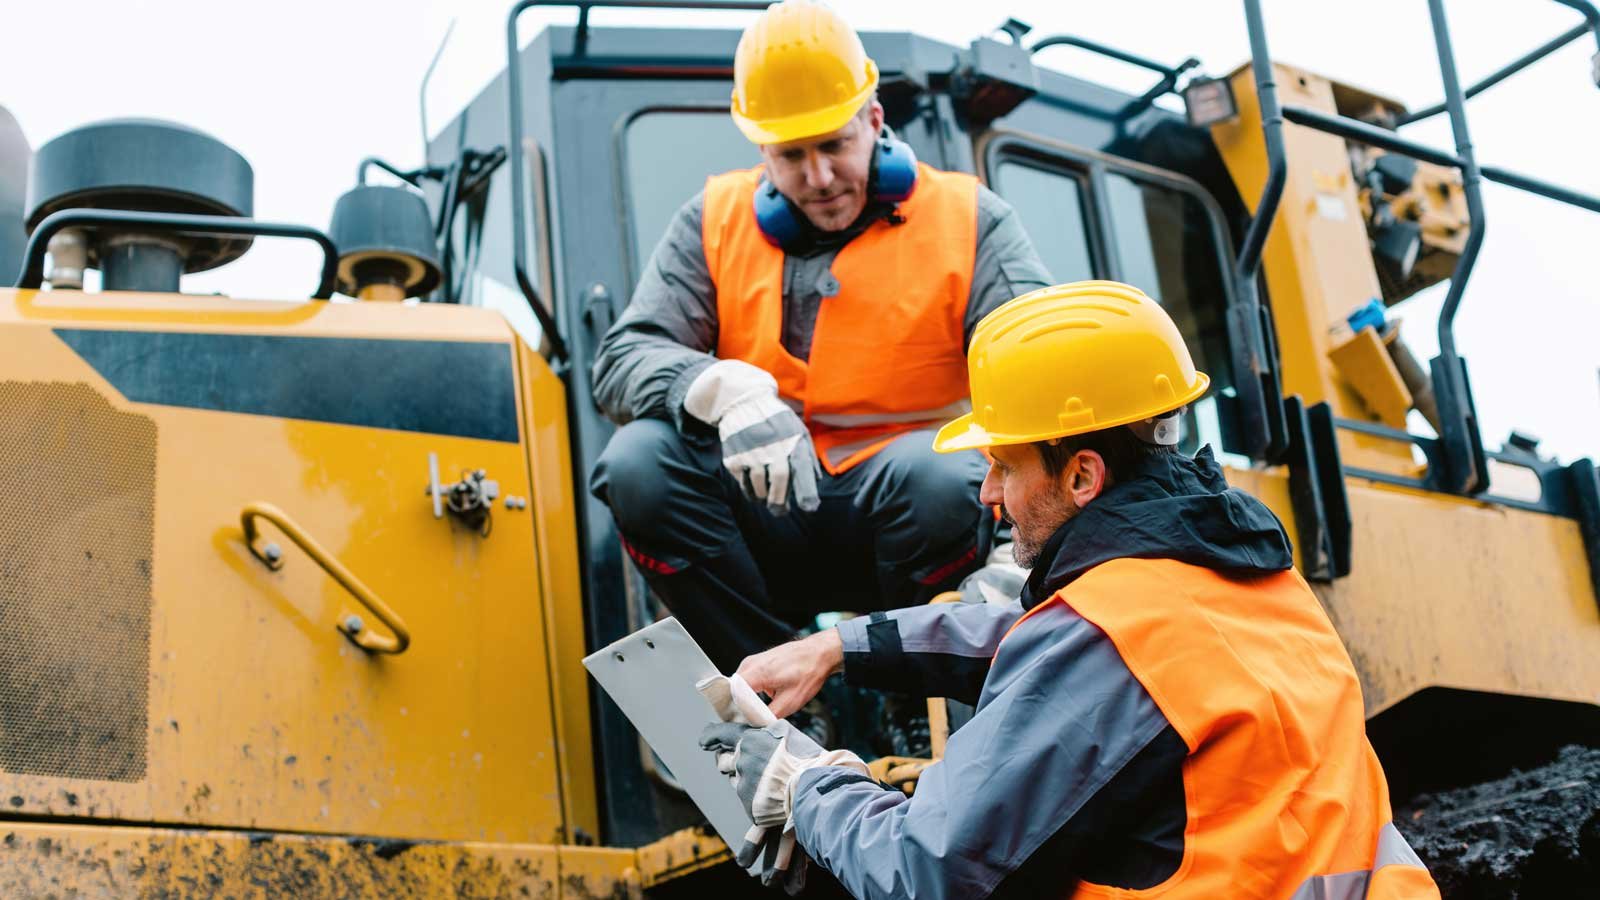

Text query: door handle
(241, 502), (412, 655)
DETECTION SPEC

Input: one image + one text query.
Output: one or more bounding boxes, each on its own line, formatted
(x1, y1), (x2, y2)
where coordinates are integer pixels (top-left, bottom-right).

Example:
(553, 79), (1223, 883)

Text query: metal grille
(0, 382), (154, 782)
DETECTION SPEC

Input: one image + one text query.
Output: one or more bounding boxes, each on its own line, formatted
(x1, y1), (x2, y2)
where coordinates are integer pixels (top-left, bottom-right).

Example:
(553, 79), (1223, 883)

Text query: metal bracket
(1429, 351), (1489, 495)
(427, 452), (444, 519)
(1284, 398), (1352, 582)
(425, 458), (499, 536)
(1224, 287), (1291, 463)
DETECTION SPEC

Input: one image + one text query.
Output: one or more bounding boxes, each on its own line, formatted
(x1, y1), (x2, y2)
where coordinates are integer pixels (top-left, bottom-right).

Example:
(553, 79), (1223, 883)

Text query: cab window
(990, 160), (1096, 284)
(623, 110), (755, 283)
(987, 137), (1242, 460)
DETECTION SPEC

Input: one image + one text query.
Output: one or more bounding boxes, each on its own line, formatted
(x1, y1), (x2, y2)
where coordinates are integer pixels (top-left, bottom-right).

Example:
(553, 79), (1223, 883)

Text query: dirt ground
(1396, 744), (1600, 898)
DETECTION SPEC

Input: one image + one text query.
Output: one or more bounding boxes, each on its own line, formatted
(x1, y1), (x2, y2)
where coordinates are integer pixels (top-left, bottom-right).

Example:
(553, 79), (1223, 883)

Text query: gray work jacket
(794, 600), (1181, 899)
(790, 449), (1310, 898)
(590, 184), (1052, 429)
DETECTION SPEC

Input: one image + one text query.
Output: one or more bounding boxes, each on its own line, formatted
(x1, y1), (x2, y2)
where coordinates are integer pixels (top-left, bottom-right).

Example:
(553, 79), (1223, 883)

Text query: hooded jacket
(799, 448), (1437, 899)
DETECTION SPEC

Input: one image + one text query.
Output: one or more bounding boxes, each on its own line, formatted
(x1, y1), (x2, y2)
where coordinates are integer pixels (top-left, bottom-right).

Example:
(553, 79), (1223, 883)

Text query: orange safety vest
(1003, 558), (1439, 899)
(702, 163), (977, 474)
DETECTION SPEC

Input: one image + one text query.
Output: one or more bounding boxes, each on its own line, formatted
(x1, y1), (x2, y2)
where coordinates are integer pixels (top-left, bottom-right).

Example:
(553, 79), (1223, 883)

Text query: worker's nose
(979, 464), (1003, 507)
(802, 151), (832, 191)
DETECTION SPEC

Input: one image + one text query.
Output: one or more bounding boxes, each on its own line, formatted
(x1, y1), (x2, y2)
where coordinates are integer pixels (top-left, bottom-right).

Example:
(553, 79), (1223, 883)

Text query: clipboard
(582, 617), (757, 856)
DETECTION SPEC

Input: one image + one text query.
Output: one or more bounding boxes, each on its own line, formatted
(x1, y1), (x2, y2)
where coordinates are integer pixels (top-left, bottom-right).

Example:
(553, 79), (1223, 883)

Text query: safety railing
(1026, 31), (1201, 119)
(17, 209), (340, 300)
(1240, 0), (1600, 496)
(1395, 1), (1599, 128)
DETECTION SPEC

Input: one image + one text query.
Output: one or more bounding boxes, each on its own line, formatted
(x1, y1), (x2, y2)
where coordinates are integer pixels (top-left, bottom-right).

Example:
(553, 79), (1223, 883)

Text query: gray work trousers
(591, 419), (988, 673)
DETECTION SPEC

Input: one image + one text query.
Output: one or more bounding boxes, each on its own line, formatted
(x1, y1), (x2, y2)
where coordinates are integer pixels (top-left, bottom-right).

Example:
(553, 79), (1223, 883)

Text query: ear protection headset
(753, 137), (918, 250)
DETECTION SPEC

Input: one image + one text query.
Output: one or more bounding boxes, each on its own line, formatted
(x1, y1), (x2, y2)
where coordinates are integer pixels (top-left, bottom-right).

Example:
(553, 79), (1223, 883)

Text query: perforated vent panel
(0, 382), (154, 782)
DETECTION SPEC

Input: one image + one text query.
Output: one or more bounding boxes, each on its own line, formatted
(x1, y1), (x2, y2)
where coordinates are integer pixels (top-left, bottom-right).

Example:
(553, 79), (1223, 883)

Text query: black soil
(1396, 744), (1600, 899)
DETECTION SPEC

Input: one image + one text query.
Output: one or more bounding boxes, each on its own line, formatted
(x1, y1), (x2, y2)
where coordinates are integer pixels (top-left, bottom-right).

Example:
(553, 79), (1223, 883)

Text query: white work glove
(685, 360), (821, 515)
(697, 674), (868, 826)
(697, 673), (857, 894)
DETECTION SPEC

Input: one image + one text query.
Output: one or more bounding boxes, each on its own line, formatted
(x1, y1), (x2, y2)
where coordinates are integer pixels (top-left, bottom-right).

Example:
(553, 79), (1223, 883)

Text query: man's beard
(1004, 487), (1077, 570)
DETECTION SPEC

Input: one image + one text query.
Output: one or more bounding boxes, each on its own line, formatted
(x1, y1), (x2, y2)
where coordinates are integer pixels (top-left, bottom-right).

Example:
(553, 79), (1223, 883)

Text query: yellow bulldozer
(2, 1), (1598, 896)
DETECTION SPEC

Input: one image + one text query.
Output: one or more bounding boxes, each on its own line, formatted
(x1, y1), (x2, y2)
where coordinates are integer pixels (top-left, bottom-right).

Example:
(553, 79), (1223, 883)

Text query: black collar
(1019, 447), (1294, 610)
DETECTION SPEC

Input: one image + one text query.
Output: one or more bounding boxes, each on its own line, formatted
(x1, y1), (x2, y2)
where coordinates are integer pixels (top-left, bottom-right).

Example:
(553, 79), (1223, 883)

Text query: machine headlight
(1183, 77), (1238, 127)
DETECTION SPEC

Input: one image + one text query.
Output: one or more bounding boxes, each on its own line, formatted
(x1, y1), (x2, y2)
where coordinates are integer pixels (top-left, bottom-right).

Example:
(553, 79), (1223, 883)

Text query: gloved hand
(698, 673), (810, 891)
(742, 824), (809, 894)
(699, 718), (869, 831)
(685, 359), (821, 515)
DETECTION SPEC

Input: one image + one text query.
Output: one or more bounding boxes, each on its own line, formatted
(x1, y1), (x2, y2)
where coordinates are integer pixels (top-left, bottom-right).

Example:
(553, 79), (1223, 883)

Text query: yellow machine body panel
(518, 340), (602, 843)
(0, 819), (650, 899)
(1226, 467), (1600, 717)
(0, 288), (584, 845)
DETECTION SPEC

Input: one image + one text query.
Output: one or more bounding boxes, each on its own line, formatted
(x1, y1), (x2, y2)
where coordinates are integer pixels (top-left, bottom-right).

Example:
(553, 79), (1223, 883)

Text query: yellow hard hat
(934, 281), (1211, 453)
(730, 0), (879, 145)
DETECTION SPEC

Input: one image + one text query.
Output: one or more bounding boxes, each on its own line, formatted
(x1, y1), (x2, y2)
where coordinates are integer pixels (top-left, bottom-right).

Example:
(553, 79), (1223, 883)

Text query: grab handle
(241, 502), (411, 654)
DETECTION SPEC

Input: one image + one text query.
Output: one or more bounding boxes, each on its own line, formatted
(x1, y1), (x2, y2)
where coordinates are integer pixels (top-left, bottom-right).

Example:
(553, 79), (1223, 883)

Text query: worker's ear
(865, 97), (885, 135)
(1065, 449), (1108, 508)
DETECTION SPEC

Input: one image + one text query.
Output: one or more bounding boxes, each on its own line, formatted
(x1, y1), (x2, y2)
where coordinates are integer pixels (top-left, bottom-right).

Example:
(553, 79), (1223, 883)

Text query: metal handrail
(357, 156), (446, 187)
(1235, 0), (1287, 287)
(1425, 0), (1490, 494)
(1278, 106), (1600, 213)
(1028, 34), (1186, 79)
(1027, 34), (1201, 120)
(506, 0), (771, 367)
(18, 208), (339, 299)
(1239, 0), (1600, 496)
(1227, 0), (1292, 463)
(241, 502), (412, 655)
(1397, 22), (1592, 126)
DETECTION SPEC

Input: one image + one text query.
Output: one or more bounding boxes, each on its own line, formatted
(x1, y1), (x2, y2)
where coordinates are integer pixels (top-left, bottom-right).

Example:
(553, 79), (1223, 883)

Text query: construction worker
(590, 0), (1050, 673)
(699, 282), (1441, 897)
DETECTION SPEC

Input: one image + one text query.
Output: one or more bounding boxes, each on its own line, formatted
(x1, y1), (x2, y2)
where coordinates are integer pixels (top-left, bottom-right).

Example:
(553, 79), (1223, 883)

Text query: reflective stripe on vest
(1001, 559), (1442, 900)
(1286, 823), (1433, 900)
(702, 163), (978, 474)
(808, 398), (973, 429)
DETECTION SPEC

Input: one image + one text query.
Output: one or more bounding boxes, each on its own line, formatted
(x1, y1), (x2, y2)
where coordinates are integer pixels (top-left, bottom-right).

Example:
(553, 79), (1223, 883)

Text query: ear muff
(753, 137), (919, 249)
(754, 178), (804, 250)
(873, 137), (917, 203)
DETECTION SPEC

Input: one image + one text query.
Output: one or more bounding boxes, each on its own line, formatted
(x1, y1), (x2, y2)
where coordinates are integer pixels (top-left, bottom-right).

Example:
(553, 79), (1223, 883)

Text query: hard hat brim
(730, 60), (880, 145)
(931, 413), (993, 453)
(932, 372), (1212, 454)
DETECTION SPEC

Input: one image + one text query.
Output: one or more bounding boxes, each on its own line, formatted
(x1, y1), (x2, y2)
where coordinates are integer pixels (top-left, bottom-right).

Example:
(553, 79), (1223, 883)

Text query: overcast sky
(4, 0), (1596, 464)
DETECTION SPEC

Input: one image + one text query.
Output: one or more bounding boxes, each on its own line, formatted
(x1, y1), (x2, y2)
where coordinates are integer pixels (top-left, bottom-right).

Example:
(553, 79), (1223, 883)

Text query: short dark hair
(1034, 425), (1177, 484)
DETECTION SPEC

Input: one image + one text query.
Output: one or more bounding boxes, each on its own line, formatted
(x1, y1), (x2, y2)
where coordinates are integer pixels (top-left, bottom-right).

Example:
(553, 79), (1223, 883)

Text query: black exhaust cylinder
(24, 118), (255, 292)
(101, 238), (183, 293)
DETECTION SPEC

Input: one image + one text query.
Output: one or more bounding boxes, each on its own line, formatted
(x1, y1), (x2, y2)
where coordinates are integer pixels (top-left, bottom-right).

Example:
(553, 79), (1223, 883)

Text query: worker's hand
(684, 359), (822, 515)
(737, 629), (843, 719)
(736, 825), (810, 894)
(699, 719), (868, 829)
(695, 673), (809, 893)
